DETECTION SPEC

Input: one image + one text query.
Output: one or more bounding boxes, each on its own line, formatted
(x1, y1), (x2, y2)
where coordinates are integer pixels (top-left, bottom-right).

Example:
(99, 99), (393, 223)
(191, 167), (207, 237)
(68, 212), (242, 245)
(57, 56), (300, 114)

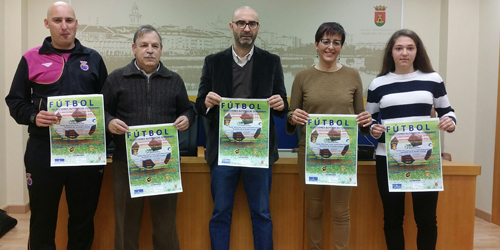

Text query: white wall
(0, 0), (7, 209)
(28, 0), (57, 49)
(444, 0), (479, 162)
(474, 0), (500, 214)
(403, 0), (442, 72)
(443, 0), (500, 215)
(438, 0), (448, 83)
(3, 0), (30, 208)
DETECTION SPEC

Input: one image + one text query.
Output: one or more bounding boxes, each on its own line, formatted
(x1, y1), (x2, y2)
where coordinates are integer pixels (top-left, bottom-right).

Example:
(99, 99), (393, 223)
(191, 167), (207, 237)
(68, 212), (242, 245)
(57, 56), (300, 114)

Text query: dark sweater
(232, 58), (253, 98)
(102, 60), (196, 162)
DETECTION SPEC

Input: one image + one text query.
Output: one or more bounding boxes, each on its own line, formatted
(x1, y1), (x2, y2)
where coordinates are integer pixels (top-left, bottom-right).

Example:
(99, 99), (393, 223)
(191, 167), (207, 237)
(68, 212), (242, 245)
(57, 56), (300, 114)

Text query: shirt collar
(232, 45), (254, 67)
(134, 59), (160, 77)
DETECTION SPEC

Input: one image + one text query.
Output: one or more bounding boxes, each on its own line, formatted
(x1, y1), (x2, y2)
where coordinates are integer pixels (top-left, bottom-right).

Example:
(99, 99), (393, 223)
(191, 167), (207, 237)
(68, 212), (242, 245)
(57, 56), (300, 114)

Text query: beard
(233, 31), (257, 48)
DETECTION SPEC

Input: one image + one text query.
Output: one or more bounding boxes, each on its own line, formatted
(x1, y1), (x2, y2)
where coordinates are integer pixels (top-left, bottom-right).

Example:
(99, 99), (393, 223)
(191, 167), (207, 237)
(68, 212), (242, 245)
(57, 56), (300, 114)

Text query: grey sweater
(102, 60), (196, 162)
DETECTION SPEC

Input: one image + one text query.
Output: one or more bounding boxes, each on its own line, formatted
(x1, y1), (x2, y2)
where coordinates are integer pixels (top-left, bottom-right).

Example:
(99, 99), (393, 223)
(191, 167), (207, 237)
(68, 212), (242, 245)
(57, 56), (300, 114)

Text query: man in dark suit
(195, 6), (288, 250)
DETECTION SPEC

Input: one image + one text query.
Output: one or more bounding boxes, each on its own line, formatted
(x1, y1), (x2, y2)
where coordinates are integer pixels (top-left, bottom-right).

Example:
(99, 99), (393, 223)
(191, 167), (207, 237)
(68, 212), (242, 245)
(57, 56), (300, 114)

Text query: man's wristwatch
(30, 113), (37, 125)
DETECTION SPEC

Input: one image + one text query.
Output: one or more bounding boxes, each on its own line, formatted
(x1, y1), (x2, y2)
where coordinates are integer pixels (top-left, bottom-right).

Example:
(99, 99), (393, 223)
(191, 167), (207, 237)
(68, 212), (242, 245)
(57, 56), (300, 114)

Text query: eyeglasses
(319, 39), (342, 48)
(232, 21), (259, 30)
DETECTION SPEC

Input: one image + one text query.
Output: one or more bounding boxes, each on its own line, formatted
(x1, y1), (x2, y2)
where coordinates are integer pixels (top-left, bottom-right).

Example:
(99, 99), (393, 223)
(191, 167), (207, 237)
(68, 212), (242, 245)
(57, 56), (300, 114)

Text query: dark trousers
(375, 156), (438, 250)
(112, 160), (180, 250)
(25, 136), (103, 250)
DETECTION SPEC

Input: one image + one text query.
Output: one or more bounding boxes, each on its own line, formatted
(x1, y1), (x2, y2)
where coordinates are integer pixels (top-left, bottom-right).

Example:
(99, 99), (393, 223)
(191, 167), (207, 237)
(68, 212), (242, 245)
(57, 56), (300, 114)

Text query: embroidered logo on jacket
(26, 173), (33, 186)
(80, 61), (89, 71)
(42, 62), (53, 67)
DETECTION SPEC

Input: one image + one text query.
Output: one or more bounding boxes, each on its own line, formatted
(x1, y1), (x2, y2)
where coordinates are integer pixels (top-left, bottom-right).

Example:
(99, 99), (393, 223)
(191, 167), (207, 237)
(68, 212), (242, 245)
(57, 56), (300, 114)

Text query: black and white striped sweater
(366, 70), (456, 156)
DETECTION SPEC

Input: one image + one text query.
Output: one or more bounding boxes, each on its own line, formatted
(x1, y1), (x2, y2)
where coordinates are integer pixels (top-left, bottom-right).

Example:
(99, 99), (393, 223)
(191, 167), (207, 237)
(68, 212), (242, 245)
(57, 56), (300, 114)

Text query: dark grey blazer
(195, 46), (288, 166)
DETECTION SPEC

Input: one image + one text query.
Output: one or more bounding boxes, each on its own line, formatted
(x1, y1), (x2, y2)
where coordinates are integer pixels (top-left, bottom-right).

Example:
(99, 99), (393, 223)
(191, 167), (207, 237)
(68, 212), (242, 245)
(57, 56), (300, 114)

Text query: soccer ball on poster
(222, 108), (262, 142)
(130, 134), (172, 170)
(389, 131), (433, 165)
(52, 104), (97, 140)
(309, 124), (350, 159)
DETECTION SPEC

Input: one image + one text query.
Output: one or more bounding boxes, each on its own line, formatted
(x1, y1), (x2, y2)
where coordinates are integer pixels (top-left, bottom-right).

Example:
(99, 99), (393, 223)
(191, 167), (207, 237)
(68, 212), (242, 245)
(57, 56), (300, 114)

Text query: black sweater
(102, 60), (195, 162)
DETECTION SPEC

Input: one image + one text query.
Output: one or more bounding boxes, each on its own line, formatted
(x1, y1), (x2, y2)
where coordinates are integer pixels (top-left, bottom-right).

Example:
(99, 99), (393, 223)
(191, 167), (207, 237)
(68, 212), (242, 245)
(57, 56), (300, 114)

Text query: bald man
(196, 6), (287, 250)
(5, 2), (107, 249)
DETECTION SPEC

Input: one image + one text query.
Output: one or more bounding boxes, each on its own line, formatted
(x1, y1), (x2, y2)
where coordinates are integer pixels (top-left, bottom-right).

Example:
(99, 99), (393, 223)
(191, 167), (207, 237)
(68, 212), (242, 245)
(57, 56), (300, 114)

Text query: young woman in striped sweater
(366, 29), (456, 250)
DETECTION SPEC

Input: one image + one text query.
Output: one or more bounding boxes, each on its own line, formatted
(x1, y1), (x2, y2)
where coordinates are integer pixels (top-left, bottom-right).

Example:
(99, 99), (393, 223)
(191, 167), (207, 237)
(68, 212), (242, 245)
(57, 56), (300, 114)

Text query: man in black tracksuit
(5, 2), (107, 249)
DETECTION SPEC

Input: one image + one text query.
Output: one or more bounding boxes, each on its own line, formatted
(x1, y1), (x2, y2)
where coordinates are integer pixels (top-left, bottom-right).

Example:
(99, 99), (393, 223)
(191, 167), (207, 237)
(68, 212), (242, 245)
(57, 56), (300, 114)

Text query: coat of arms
(374, 5), (387, 27)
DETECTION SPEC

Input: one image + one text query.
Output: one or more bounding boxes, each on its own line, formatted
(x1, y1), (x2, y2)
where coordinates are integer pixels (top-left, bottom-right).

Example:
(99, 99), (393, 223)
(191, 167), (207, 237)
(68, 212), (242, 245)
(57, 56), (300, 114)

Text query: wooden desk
(55, 157), (480, 250)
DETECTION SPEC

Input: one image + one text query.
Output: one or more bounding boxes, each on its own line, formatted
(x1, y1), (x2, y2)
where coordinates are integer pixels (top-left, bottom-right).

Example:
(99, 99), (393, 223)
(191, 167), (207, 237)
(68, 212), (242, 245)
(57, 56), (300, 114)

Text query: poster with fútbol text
(384, 118), (443, 192)
(125, 123), (182, 198)
(48, 94), (106, 166)
(305, 114), (358, 186)
(218, 98), (270, 168)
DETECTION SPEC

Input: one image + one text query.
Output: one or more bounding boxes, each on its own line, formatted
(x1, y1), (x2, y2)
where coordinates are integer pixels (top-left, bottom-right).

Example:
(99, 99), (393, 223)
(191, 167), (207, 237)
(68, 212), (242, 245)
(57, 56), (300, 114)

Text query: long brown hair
(378, 29), (434, 77)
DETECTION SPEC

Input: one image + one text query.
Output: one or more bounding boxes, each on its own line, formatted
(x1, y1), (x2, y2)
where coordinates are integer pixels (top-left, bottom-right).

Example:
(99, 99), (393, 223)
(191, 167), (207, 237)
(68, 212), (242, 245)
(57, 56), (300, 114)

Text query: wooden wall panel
(54, 158), (479, 250)
(492, 46), (500, 225)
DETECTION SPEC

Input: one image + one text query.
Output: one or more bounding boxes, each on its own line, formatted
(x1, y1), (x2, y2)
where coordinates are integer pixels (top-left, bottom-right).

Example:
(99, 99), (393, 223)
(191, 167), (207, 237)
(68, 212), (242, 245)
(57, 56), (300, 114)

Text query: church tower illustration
(129, 3), (142, 26)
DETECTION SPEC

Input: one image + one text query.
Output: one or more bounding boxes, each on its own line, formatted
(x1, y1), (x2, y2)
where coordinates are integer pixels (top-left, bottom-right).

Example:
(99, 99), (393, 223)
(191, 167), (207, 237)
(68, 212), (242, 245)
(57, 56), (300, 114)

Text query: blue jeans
(209, 163), (273, 250)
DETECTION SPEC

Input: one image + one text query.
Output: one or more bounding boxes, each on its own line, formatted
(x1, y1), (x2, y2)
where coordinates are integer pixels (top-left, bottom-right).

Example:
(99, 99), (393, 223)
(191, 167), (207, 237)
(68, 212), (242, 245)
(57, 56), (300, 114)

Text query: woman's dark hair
(378, 29), (434, 76)
(315, 22), (345, 45)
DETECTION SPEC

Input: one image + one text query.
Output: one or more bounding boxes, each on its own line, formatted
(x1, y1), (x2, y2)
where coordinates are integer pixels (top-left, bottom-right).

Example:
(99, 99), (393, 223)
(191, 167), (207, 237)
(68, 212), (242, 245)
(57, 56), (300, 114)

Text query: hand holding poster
(218, 98), (270, 168)
(126, 124), (182, 198)
(48, 94), (106, 166)
(305, 114), (358, 186)
(384, 118), (443, 192)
